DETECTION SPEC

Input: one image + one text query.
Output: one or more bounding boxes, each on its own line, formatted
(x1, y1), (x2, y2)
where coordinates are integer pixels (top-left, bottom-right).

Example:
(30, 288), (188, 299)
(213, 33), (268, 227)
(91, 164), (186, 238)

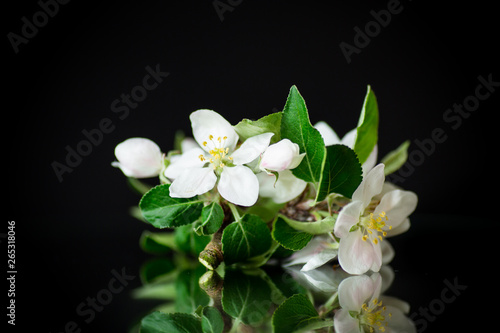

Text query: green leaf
(195, 202), (224, 235)
(234, 112), (282, 144)
(221, 214), (272, 265)
(272, 294), (327, 333)
(316, 144), (363, 201)
(201, 306), (224, 333)
(280, 215), (336, 235)
(380, 140), (410, 175)
(281, 85), (326, 186)
(175, 266), (210, 313)
(272, 217), (313, 251)
(221, 270), (272, 325)
(139, 184), (203, 228)
(353, 85), (379, 165)
(140, 311), (203, 333)
(175, 225), (211, 256)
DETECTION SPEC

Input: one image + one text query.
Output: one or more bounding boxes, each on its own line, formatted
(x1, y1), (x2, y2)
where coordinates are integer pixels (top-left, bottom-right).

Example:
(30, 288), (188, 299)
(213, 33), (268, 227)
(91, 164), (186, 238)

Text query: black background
(5, 0), (497, 332)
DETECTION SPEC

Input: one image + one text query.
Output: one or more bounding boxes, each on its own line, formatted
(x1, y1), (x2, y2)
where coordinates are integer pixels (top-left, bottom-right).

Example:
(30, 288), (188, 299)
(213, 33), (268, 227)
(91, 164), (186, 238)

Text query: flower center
(198, 135), (234, 173)
(359, 211), (391, 245)
(359, 298), (392, 332)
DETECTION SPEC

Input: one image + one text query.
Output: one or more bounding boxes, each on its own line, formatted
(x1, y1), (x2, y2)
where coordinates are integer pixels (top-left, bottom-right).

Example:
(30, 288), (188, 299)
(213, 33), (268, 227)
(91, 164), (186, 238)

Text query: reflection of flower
(334, 273), (416, 333)
(112, 137), (164, 178)
(164, 110), (273, 206)
(334, 164), (417, 275)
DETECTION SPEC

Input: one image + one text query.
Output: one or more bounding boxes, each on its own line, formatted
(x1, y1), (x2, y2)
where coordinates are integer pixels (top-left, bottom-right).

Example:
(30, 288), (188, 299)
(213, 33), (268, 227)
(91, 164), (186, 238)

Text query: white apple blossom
(164, 109), (273, 207)
(257, 170), (307, 204)
(334, 164), (417, 275)
(334, 273), (415, 333)
(112, 137), (164, 178)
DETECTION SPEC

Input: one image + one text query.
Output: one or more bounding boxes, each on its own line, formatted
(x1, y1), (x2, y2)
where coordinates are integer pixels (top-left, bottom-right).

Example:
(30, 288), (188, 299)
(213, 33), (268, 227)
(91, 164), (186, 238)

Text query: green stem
(227, 202), (241, 222)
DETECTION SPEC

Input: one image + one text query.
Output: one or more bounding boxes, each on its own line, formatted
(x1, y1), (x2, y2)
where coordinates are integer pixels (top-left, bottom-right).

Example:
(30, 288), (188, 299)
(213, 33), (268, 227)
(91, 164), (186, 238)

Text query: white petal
(334, 201), (364, 238)
(334, 309), (362, 333)
(190, 109), (238, 152)
(374, 190), (418, 230)
(338, 274), (374, 311)
(113, 138), (163, 178)
(341, 128), (357, 148)
(352, 163), (385, 207)
(164, 148), (206, 179)
(260, 139), (303, 172)
(180, 137), (199, 152)
(169, 167), (216, 198)
(362, 144), (378, 177)
(283, 236), (330, 267)
(231, 132), (274, 165)
(217, 165), (259, 206)
(314, 121), (340, 146)
(338, 230), (376, 275)
(301, 248), (338, 271)
(257, 170), (307, 204)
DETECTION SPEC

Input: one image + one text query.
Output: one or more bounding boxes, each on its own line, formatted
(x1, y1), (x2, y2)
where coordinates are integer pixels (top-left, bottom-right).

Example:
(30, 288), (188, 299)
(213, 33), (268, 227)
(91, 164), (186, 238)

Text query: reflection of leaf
(140, 311), (203, 333)
(201, 306), (224, 333)
(139, 230), (175, 254)
(221, 270), (272, 325)
(140, 257), (176, 284)
(176, 266), (210, 313)
(272, 294), (330, 333)
(139, 184), (203, 228)
(221, 214), (272, 265)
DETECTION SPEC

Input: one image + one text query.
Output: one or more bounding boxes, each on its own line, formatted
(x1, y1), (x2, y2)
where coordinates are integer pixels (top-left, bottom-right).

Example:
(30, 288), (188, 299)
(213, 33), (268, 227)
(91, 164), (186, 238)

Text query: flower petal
(169, 167), (216, 198)
(231, 132), (274, 165)
(257, 170), (307, 204)
(334, 201), (364, 238)
(338, 274), (374, 311)
(190, 109), (238, 152)
(352, 163), (385, 207)
(164, 148), (206, 179)
(314, 121), (340, 146)
(374, 189), (418, 230)
(334, 309), (362, 333)
(217, 165), (259, 206)
(113, 138), (163, 178)
(338, 230), (376, 275)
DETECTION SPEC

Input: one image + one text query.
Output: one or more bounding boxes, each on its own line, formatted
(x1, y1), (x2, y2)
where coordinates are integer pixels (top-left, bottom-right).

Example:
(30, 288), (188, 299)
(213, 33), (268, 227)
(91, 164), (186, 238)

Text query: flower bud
(112, 138), (163, 178)
(260, 139), (305, 172)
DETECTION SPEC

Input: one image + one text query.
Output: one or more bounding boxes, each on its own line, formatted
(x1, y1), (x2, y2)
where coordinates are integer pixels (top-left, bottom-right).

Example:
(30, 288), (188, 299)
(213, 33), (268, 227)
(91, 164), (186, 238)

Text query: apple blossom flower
(314, 121), (377, 176)
(334, 273), (415, 333)
(164, 109), (273, 206)
(112, 137), (164, 178)
(334, 164), (417, 275)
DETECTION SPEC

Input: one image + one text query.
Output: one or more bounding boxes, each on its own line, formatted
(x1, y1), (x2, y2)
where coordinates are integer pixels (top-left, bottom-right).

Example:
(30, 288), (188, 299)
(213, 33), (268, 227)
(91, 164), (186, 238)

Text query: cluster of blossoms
(113, 86), (419, 332)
